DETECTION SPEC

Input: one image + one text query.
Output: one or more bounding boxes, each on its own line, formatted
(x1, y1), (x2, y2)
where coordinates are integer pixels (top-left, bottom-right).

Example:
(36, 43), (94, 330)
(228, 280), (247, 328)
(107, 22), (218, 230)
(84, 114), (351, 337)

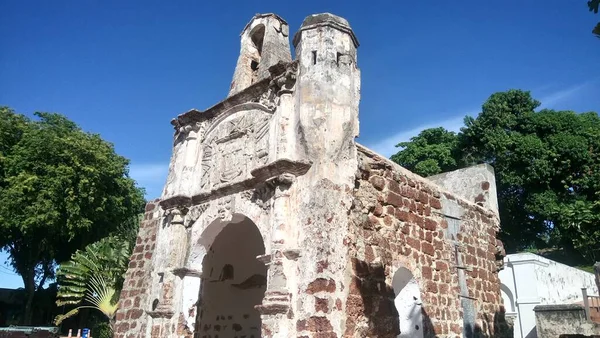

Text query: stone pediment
(170, 61), (291, 129)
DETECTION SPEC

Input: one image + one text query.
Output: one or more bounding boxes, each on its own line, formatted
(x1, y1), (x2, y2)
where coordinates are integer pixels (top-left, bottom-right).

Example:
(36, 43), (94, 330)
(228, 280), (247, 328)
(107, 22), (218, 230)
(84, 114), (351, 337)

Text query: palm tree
(54, 235), (131, 333)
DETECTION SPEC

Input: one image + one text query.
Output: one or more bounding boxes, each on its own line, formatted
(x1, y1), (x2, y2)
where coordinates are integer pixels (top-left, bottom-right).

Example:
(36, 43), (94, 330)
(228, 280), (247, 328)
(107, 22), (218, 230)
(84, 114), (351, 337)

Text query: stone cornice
(505, 254), (550, 267)
(293, 19), (359, 48)
(159, 158), (311, 210)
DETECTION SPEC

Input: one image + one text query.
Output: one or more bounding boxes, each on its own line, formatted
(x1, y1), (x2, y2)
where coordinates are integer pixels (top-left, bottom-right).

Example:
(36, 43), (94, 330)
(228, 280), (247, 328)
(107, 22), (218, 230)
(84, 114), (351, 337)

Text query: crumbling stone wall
(115, 199), (161, 337)
(343, 146), (506, 337)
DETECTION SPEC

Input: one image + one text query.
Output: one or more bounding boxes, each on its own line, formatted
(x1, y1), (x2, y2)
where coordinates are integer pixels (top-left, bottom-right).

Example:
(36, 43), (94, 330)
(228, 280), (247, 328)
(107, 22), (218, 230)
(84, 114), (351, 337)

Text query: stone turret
(292, 13), (361, 183)
(228, 13), (292, 96)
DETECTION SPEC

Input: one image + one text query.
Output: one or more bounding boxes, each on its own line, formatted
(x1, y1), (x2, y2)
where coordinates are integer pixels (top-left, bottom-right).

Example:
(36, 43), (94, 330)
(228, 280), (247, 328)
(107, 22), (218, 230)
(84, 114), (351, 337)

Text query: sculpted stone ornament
(213, 115), (251, 188)
(184, 203), (208, 228)
(240, 190), (254, 200)
(254, 87), (278, 111)
(198, 108), (274, 191)
(217, 197), (234, 222)
(199, 143), (214, 190)
(252, 183), (275, 210)
(270, 61), (298, 95)
(163, 207), (187, 227)
(273, 173), (296, 187)
(253, 115), (270, 166)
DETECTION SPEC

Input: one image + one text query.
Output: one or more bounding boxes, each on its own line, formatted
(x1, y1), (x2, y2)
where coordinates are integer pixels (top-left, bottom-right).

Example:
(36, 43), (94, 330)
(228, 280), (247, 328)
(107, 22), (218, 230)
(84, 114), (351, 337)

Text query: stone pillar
(147, 206), (191, 336)
(270, 61), (298, 161)
(290, 13), (361, 337)
(162, 137), (185, 198)
(257, 174), (298, 337)
(594, 262), (600, 299)
(178, 123), (202, 197)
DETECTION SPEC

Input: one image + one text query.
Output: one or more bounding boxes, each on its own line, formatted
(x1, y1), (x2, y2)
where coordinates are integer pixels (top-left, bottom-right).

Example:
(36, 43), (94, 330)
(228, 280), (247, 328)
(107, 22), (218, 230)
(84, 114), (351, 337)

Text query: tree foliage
(390, 127), (461, 177)
(590, 0), (600, 37)
(0, 107), (145, 324)
(55, 235), (132, 329)
(391, 90), (600, 262)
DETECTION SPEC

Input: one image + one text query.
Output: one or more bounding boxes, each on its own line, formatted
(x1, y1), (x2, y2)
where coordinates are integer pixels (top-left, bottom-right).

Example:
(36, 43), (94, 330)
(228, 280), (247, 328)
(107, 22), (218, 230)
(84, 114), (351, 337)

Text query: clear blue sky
(1, 1), (599, 288)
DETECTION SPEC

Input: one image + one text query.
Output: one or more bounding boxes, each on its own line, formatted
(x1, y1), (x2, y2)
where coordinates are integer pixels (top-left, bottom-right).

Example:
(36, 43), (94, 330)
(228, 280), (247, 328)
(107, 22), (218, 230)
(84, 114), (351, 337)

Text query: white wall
(393, 267), (424, 338)
(499, 252), (598, 338)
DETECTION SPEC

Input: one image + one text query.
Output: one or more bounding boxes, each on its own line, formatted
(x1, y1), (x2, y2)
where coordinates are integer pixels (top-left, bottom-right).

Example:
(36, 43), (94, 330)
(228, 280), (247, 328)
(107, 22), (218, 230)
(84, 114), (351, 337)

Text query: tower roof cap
(241, 13), (288, 36)
(293, 13), (359, 47)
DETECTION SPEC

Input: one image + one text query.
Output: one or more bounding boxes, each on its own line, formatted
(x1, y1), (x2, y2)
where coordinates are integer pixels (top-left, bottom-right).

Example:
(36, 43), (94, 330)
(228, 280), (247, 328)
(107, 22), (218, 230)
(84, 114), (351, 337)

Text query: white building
(499, 252), (598, 338)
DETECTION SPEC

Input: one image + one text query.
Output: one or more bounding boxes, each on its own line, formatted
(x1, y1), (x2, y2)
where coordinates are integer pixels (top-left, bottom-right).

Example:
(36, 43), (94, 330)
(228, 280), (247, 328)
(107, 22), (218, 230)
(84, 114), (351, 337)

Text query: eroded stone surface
(115, 12), (508, 338)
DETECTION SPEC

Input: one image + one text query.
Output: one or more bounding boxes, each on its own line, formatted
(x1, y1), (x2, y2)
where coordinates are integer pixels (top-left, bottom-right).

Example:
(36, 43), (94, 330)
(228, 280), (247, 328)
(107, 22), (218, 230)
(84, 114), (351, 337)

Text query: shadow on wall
(464, 308), (514, 338)
(352, 259), (513, 337)
(352, 261), (434, 337)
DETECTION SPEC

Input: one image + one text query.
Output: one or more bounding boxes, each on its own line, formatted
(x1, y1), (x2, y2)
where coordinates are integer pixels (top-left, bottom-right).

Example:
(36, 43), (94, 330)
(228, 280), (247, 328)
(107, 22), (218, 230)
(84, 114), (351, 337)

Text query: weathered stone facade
(115, 12), (507, 338)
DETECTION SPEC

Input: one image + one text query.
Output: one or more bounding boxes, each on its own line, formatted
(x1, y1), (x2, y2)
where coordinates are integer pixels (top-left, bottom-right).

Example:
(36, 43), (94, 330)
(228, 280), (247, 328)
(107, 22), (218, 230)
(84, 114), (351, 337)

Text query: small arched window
(250, 24), (265, 56)
(248, 24), (265, 83)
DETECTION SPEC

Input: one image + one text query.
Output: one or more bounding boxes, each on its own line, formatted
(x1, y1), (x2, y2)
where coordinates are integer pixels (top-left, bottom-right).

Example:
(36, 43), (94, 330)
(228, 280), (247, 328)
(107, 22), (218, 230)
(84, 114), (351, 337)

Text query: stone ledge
(160, 158), (311, 209)
(146, 309), (175, 319)
(533, 304), (585, 312)
(172, 267), (202, 278)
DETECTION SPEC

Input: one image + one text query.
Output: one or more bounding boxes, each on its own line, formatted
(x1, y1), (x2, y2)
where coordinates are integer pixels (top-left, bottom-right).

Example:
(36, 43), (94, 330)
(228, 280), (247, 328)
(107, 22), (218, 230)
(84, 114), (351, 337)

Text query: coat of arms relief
(199, 108), (272, 191)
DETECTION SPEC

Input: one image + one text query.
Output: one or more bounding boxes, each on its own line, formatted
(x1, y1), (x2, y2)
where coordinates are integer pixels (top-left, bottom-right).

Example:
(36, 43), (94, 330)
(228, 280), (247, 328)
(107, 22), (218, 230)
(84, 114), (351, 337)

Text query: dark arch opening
(195, 217), (267, 338)
(248, 25), (265, 84)
(250, 25), (265, 56)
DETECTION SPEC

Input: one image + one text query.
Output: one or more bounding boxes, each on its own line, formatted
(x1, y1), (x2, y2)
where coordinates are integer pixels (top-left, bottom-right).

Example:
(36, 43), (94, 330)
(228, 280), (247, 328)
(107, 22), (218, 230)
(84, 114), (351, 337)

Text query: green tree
(54, 235), (133, 333)
(0, 107), (145, 324)
(590, 0), (600, 37)
(391, 90), (600, 262)
(390, 127), (461, 177)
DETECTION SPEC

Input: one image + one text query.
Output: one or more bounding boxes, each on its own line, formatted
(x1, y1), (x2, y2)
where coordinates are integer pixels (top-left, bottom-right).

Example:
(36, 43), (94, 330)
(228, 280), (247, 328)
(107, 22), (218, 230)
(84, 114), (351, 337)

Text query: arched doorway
(195, 216), (267, 338)
(392, 267), (424, 338)
(500, 284), (515, 314)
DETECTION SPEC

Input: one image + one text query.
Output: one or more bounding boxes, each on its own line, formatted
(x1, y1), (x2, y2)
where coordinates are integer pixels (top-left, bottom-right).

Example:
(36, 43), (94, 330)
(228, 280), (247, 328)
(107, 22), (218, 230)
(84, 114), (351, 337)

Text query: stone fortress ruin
(114, 12), (508, 338)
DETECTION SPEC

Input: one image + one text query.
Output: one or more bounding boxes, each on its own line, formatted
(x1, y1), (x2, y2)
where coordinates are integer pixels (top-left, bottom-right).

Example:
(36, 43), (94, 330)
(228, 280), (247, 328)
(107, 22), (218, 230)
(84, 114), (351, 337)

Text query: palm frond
(55, 235), (131, 325)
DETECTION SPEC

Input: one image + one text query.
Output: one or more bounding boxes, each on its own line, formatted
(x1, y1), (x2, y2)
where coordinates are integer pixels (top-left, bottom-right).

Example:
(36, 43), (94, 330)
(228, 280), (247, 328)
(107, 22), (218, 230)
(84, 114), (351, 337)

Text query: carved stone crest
(255, 87), (278, 111)
(217, 138), (246, 184)
(199, 107), (274, 191)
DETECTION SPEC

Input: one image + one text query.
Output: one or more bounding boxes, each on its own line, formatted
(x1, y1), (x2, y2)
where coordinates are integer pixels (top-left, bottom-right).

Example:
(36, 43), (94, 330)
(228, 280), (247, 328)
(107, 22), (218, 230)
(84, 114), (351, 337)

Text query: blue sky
(1, 1), (599, 288)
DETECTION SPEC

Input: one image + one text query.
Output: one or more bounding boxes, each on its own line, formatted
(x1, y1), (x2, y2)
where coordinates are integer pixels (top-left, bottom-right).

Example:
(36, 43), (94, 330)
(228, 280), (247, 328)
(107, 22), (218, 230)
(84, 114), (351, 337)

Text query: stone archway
(392, 267), (424, 338)
(194, 215), (267, 338)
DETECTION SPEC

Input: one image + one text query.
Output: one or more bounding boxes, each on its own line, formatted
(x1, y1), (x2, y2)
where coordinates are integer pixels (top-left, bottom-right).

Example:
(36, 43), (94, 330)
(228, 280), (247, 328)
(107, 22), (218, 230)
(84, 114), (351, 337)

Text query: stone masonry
(114, 12), (508, 338)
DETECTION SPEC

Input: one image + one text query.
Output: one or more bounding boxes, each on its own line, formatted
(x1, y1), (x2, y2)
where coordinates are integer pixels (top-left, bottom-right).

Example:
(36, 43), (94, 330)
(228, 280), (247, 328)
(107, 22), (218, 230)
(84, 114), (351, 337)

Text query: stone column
(270, 61), (298, 161)
(257, 174), (299, 337)
(178, 123), (202, 197)
(148, 206), (190, 336)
